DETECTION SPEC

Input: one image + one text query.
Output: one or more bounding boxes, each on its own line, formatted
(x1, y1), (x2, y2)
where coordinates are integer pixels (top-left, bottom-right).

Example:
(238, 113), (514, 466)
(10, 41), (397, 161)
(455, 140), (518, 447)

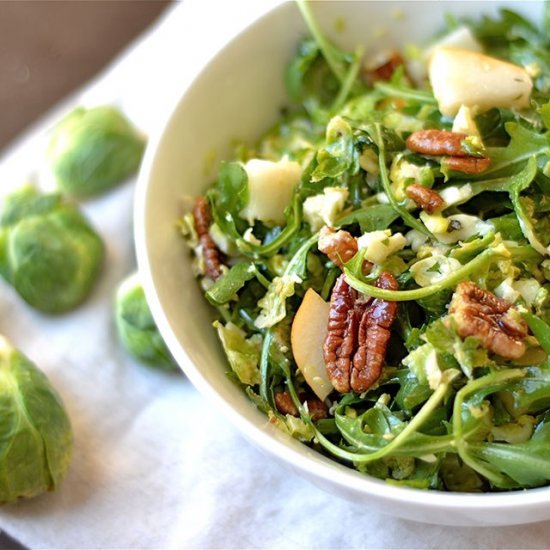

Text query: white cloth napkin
(0, 2), (549, 548)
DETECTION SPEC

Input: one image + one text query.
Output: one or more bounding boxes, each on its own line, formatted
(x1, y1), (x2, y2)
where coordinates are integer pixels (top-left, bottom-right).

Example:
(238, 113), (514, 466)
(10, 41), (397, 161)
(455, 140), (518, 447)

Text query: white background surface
(1, 2), (550, 548)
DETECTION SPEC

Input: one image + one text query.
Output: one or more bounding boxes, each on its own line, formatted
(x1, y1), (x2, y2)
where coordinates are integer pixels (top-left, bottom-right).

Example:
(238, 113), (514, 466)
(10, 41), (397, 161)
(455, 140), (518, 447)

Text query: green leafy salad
(182, 2), (550, 491)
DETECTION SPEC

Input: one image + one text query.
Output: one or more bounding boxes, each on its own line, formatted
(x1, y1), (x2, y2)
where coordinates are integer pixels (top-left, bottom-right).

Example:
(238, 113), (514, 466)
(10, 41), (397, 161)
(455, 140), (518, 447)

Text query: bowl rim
(134, 0), (550, 520)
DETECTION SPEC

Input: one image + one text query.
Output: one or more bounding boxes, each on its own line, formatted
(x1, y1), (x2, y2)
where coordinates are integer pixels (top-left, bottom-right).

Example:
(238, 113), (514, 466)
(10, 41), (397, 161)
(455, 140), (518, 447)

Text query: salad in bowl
(180, 2), (550, 493)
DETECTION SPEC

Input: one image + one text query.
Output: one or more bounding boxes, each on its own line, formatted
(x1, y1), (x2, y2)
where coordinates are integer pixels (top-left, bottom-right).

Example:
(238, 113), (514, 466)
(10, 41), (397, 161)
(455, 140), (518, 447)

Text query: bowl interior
(136, 0), (549, 526)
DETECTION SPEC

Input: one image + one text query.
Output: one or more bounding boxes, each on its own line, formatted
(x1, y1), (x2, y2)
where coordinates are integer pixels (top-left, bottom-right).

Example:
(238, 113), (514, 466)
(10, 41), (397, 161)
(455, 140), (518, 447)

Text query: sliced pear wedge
(291, 288), (333, 400)
(429, 47), (532, 117)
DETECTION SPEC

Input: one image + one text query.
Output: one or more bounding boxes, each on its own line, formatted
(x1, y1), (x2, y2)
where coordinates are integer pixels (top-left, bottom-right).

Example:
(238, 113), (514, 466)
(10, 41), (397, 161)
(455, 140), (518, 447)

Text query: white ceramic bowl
(135, 0), (548, 526)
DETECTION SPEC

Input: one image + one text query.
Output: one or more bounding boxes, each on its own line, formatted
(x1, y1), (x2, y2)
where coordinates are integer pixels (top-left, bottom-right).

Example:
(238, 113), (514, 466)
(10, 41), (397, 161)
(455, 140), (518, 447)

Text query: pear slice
(291, 288), (333, 400)
(429, 47), (532, 117)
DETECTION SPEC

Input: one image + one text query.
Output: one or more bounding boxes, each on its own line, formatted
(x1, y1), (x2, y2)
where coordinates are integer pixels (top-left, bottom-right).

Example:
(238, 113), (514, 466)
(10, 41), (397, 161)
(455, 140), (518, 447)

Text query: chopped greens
(182, 4), (550, 492)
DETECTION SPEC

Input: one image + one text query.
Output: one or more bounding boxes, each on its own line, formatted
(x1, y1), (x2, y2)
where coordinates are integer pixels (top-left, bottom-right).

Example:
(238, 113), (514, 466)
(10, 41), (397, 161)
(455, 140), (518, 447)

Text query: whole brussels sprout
(0, 335), (73, 502)
(115, 273), (177, 370)
(0, 185), (104, 313)
(46, 105), (146, 198)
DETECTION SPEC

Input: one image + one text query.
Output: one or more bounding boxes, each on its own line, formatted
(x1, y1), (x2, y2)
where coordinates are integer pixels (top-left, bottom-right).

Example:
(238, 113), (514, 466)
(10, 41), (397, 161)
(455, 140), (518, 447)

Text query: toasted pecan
(318, 226), (358, 269)
(444, 156), (491, 174)
(406, 130), (469, 157)
(318, 226), (373, 274)
(352, 272), (398, 392)
(405, 184), (444, 213)
(406, 130), (491, 174)
(274, 390), (328, 421)
(193, 196), (224, 280)
(448, 281), (528, 359)
(323, 275), (362, 393)
(324, 272), (398, 393)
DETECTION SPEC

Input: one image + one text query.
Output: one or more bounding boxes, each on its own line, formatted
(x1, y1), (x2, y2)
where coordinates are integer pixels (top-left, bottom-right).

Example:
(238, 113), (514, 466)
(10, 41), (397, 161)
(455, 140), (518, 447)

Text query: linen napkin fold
(0, 2), (549, 548)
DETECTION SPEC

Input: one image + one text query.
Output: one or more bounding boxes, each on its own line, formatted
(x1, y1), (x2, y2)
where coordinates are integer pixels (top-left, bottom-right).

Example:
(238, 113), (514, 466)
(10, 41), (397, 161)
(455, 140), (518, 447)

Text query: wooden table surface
(0, 1), (171, 547)
(0, 0), (170, 153)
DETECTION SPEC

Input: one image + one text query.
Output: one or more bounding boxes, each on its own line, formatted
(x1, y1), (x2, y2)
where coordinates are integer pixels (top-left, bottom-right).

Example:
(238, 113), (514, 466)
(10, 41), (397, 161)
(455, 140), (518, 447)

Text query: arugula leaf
(469, 417), (550, 488)
(309, 369), (460, 464)
(470, 8), (545, 54)
(484, 123), (550, 177)
(214, 161), (248, 216)
(500, 367), (550, 417)
(336, 204), (399, 232)
(296, 0), (353, 86)
(508, 157), (549, 255)
(452, 369), (526, 487)
(286, 38), (323, 101)
(487, 213), (524, 241)
(335, 402), (455, 457)
(373, 82), (437, 105)
(395, 370), (432, 411)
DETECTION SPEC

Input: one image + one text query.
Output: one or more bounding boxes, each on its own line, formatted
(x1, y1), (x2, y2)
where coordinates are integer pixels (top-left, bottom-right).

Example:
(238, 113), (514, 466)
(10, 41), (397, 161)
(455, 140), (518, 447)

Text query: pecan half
(406, 130), (491, 174)
(448, 281), (528, 359)
(318, 226), (358, 269)
(318, 226), (373, 274)
(352, 272), (399, 392)
(274, 390), (328, 421)
(323, 275), (363, 393)
(444, 156), (492, 174)
(364, 50), (405, 82)
(193, 196), (224, 280)
(406, 130), (469, 157)
(405, 183), (444, 214)
(324, 273), (398, 393)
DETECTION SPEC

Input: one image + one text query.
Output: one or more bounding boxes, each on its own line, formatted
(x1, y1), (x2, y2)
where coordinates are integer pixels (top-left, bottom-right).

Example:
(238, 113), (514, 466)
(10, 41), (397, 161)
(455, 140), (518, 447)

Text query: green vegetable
(115, 273), (177, 371)
(206, 263), (258, 306)
(214, 321), (261, 385)
(47, 105), (145, 198)
(182, 5), (550, 492)
(0, 185), (104, 313)
(0, 335), (72, 502)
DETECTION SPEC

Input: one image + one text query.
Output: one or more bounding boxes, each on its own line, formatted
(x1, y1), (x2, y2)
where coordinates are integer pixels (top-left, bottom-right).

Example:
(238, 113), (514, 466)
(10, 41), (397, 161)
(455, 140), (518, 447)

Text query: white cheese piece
(376, 192), (390, 205)
(429, 47), (533, 117)
(405, 229), (429, 252)
(242, 227), (262, 246)
(513, 279), (542, 306)
(439, 184), (473, 207)
(303, 187), (349, 231)
(240, 158), (301, 225)
(424, 347), (443, 390)
(410, 255), (462, 287)
(420, 212), (493, 244)
(494, 277), (521, 304)
(357, 229), (407, 264)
